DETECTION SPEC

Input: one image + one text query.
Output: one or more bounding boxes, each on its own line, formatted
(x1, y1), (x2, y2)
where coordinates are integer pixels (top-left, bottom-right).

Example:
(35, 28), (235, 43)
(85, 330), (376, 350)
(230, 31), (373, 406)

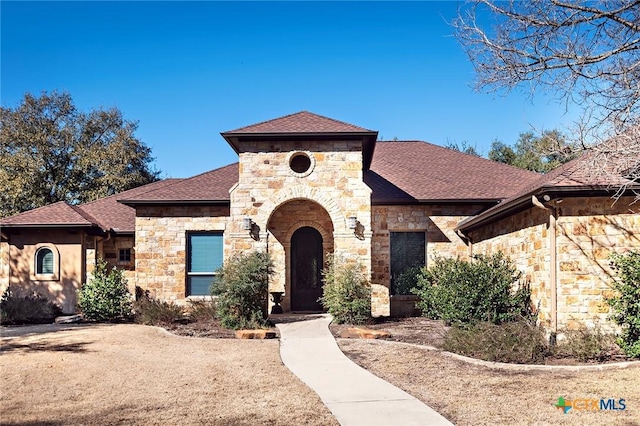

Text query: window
(187, 232), (223, 296)
(290, 153), (311, 173)
(390, 232), (426, 295)
(118, 248), (132, 262)
(36, 247), (55, 274)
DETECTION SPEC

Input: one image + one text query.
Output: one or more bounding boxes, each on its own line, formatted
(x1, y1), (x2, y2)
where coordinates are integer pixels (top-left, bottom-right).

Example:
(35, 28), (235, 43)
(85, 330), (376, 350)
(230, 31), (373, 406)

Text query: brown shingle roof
(0, 180), (180, 232)
(1, 201), (97, 228)
(118, 163), (238, 205)
(79, 179), (181, 233)
(223, 111), (375, 134)
(368, 141), (541, 202)
(457, 148), (640, 232)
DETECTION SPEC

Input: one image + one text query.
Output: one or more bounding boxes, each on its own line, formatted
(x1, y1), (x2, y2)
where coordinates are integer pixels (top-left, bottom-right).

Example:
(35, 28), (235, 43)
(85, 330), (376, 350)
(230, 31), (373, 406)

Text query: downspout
(532, 195), (558, 341)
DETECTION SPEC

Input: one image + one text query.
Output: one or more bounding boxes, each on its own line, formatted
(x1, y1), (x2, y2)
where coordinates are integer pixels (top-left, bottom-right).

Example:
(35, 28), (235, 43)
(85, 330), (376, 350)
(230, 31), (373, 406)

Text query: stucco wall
(134, 205), (229, 301)
(3, 229), (85, 313)
(0, 240), (9, 291)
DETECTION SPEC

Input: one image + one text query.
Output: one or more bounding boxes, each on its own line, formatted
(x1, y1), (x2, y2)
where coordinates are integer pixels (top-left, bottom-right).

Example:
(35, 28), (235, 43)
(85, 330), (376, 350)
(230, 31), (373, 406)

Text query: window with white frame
(390, 231), (426, 295)
(186, 232), (223, 296)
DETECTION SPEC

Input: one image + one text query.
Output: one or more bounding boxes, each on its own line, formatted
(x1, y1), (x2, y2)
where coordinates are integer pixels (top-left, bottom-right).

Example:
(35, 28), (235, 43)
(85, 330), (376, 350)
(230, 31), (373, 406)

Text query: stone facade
(371, 204), (483, 285)
(468, 196), (640, 332)
(133, 206), (229, 300)
(226, 141), (372, 311)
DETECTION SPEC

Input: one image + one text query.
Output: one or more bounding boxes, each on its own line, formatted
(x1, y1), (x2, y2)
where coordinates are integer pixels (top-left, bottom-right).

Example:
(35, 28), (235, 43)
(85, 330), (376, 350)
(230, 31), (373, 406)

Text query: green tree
(489, 130), (576, 173)
(0, 91), (159, 217)
(445, 140), (481, 157)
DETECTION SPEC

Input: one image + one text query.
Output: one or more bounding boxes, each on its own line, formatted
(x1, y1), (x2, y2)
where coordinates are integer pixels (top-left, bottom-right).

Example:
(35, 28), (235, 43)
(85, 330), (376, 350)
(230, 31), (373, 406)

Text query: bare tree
(453, 0), (640, 200)
(454, 0), (639, 127)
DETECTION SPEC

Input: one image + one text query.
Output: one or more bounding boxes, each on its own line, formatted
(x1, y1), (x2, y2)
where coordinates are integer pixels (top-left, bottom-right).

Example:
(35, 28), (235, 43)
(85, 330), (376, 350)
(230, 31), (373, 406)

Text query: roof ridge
(225, 111), (308, 133)
(79, 179), (182, 207)
(223, 111), (375, 134)
(70, 204), (104, 228)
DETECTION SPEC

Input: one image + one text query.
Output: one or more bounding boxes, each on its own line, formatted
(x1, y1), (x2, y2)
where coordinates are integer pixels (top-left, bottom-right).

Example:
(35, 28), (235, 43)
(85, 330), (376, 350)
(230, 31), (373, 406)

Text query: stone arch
(283, 220), (332, 243)
(260, 186), (345, 232)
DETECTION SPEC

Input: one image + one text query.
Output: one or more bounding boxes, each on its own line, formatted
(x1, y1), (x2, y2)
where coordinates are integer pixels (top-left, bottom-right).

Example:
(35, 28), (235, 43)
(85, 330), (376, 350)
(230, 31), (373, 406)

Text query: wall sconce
(242, 217), (260, 241)
(348, 216), (358, 230)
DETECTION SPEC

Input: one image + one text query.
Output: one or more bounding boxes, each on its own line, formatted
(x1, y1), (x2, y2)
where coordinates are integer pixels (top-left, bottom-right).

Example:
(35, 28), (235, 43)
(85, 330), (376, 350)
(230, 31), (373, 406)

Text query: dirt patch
(330, 316), (449, 347)
(0, 323), (337, 426)
(338, 339), (640, 426)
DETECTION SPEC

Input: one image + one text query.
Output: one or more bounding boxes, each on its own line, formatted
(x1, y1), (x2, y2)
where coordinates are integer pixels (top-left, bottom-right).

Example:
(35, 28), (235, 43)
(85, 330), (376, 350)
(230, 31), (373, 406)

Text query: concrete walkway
(276, 315), (453, 426)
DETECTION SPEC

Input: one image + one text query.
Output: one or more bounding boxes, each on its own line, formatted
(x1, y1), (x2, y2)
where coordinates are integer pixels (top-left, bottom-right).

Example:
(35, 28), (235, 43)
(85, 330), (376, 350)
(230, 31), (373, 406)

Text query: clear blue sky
(2, 1), (577, 178)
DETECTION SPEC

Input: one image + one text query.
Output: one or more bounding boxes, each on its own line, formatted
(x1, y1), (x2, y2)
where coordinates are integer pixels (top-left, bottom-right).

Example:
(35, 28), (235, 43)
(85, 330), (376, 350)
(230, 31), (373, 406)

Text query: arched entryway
(290, 226), (324, 311)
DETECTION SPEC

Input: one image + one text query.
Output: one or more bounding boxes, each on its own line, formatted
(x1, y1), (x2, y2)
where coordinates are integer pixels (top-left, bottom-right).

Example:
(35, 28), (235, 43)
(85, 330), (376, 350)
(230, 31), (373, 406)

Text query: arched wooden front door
(290, 226), (323, 311)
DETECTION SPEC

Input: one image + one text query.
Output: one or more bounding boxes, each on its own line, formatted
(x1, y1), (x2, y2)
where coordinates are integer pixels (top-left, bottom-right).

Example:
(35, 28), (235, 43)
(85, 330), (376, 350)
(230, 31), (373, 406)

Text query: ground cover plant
(320, 255), (371, 324)
(78, 259), (132, 321)
(0, 287), (62, 325)
(211, 251), (274, 329)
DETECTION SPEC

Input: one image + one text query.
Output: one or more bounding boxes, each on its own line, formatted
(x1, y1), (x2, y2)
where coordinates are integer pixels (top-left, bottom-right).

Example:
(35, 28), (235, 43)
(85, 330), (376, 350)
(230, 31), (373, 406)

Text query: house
(1, 111), (638, 332)
(457, 149), (640, 334)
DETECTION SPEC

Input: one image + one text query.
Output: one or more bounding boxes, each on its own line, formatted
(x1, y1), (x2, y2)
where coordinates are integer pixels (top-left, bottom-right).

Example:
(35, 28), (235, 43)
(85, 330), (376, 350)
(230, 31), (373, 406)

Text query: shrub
(443, 319), (548, 364)
(554, 324), (618, 362)
(607, 251), (640, 358)
(413, 253), (532, 325)
(320, 255), (371, 325)
(393, 266), (421, 295)
(0, 287), (62, 325)
(133, 296), (184, 326)
(186, 299), (217, 322)
(78, 259), (132, 321)
(211, 251), (274, 330)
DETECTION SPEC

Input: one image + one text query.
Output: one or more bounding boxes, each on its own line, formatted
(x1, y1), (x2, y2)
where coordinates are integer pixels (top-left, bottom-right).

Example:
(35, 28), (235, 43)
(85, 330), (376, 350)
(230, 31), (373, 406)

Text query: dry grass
(0, 323), (337, 426)
(338, 339), (640, 426)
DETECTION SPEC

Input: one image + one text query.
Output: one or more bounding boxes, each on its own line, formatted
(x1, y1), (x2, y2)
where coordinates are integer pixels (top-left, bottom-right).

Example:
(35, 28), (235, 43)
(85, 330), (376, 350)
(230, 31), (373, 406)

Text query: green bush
(443, 319), (548, 364)
(320, 255), (371, 325)
(393, 266), (421, 295)
(554, 324), (617, 362)
(211, 251), (274, 330)
(608, 251), (640, 358)
(413, 253), (532, 325)
(78, 259), (132, 321)
(0, 287), (62, 325)
(133, 296), (184, 326)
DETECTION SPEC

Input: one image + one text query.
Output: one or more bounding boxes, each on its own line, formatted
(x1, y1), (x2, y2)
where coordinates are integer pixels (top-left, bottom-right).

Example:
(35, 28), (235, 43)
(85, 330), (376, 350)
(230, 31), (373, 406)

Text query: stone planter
(390, 295), (420, 317)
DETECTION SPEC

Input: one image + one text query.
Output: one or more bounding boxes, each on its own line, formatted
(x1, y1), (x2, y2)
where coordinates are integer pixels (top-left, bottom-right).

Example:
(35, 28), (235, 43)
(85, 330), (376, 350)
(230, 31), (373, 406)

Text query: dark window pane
(119, 248), (131, 262)
(390, 232), (425, 294)
(36, 248), (54, 274)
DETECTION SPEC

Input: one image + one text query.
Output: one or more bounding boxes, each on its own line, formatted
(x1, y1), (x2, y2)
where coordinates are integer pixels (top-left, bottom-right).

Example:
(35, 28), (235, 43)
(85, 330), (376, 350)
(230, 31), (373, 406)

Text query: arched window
(36, 247), (54, 275)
